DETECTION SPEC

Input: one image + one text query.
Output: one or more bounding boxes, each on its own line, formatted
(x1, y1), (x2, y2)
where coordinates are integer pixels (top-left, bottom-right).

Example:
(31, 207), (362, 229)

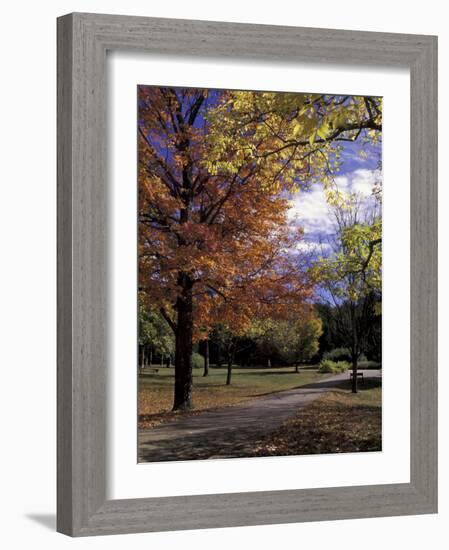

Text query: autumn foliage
(138, 86), (382, 409)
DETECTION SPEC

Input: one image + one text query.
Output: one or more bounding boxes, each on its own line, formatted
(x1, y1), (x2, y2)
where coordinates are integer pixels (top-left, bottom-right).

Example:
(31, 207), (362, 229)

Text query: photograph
(137, 86), (383, 463)
(0, 2), (440, 544)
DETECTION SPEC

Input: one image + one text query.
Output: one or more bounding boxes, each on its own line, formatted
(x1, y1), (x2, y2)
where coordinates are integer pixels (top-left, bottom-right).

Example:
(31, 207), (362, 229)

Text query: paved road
(138, 369), (382, 462)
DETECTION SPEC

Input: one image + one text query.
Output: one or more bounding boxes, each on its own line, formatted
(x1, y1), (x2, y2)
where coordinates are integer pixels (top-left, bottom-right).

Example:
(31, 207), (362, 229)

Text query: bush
(358, 360), (381, 369)
(192, 352), (204, 369)
(323, 348), (368, 363)
(318, 359), (350, 373)
(323, 348), (352, 362)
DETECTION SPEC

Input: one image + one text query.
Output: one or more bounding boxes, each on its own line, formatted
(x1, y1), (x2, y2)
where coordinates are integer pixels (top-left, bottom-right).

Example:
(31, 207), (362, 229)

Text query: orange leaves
(138, 86), (316, 337)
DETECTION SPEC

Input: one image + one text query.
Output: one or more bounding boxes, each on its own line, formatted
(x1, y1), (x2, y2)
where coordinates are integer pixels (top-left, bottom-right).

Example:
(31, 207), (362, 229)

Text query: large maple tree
(138, 86), (381, 410)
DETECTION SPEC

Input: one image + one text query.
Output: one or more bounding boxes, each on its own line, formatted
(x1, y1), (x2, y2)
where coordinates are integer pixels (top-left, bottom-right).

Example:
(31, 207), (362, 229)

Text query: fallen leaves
(252, 386), (381, 456)
(138, 367), (328, 429)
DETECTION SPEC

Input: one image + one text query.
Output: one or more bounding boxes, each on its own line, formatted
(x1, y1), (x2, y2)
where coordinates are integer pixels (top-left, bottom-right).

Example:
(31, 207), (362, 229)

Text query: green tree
(256, 314), (322, 371)
(139, 87), (382, 409)
(138, 303), (175, 370)
(312, 194), (382, 392)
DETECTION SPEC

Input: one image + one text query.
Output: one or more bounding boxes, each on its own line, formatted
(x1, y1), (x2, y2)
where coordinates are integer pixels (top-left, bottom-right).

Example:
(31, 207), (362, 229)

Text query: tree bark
(226, 359), (233, 386)
(139, 345), (144, 372)
(203, 339), (210, 377)
(149, 348), (153, 366)
(173, 273), (194, 410)
(295, 362), (299, 373)
(351, 355), (358, 393)
(351, 303), (358, 393)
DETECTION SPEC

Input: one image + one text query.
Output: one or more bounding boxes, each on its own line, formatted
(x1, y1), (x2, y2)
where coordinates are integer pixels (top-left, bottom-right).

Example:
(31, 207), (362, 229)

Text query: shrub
(192, 352), (204, 369)
(323, 348), (368, 363)
(323, 348), (352, 362)
(358, 360), (381, 369)
(318, 359), (350, 373)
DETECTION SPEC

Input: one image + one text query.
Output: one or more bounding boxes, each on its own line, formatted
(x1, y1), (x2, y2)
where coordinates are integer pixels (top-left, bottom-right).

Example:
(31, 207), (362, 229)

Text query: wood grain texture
(57, 12), (438, 536)
(57, 13), (74, 536)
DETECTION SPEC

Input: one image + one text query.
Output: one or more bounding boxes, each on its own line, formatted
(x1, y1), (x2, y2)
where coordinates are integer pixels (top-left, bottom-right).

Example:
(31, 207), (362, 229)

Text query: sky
(287, 138), (382, 256)
(139, 86), (382, 259)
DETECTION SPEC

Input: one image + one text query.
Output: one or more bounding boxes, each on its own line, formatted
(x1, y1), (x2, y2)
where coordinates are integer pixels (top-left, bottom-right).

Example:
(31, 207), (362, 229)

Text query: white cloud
(294, 241), (332, 253)
(287, 184), (334, 235)
(351, 168), (381, 196)
(334, 175), (350, 190)
(287, 168), (382, 241)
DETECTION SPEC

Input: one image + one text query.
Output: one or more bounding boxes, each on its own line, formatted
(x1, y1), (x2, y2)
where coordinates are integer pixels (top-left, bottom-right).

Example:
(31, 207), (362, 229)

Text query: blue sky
(139, 86), (382, 258)
(287, 138), (382, 255)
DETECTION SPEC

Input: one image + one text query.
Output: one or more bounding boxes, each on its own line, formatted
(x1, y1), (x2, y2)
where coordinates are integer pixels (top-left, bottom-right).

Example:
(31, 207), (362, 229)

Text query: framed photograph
(57, 12), (437, 536)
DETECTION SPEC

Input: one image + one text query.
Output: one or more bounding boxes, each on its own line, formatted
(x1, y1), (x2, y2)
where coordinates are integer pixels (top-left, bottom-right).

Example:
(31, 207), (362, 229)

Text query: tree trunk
(203, 339), (210, 377)
(350, 302), (358, 393)
(139, 345), (144, 372)
(351, 355), (358, 393)
(295, 362), (299, 373)
(173, 274), (194, 411)
(226, 359), (233, 386)
(351, 336), (358, 393)
(149, 348), (153, 366)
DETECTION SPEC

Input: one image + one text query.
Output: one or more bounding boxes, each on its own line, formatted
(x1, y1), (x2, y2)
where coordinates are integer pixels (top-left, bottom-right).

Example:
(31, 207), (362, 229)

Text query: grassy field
(138, 365), (328, 429)
(252, 378), (382, 456)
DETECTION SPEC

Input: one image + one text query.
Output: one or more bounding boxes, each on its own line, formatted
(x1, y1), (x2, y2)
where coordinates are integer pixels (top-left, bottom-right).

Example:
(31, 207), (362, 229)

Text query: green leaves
(313, 217), (382, 303)
(316, 121), (332, 140)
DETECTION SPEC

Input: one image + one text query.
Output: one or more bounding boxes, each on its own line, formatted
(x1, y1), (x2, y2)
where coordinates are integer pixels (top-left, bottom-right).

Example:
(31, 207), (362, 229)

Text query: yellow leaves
(293, 122), (302, 137)
(325, 188), (348, 208)
(138, 86), (382, 341)
(204, 90), (383, 197)
(313, 215), (382, 302)
(328, 111), (346, 130)
(309, 130), (317, 146)
(316, 121), (332, 140)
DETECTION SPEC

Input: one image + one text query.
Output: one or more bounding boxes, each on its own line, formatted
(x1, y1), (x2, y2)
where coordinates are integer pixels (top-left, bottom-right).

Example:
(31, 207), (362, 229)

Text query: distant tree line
(138, 306), (323, 380)
(316, 295), (382, 364)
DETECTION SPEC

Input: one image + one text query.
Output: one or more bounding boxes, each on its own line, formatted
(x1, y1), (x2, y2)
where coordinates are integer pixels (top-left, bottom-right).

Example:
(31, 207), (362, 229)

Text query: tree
(312, 192), (382, 392)
(207, 324), (260, 385)
(255, 312), (322, 371)
(200, 338), (210, 377)
(289, 314), (323, 371)
(138, 87), (382, 409)
(138, 303), (175, 370)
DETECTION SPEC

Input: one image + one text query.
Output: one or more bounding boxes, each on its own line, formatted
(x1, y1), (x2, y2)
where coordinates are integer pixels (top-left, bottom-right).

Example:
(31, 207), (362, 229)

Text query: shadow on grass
(138, 377), (382, 462)
(138, 392), (382, 463)
(228, 370), (311, 376)
(255, 399), (382, 456)
(139, 367), (317, 378)
(300, 377), (382, 392)
(248, 374), (382, 398)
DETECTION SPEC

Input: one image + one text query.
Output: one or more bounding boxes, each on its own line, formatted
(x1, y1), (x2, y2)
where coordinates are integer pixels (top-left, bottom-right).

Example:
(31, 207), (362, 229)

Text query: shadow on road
(139, 425), (272, 462)
(138, 371), (382, 463)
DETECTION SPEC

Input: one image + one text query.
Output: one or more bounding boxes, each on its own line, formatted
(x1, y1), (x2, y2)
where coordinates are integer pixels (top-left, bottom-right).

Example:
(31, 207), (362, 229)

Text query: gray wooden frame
(57, 12), (438, 537)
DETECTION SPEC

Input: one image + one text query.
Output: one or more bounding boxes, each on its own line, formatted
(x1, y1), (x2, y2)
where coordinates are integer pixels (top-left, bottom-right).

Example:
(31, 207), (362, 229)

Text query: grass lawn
(252, 377), (382, 456)
(138, 365), (328, 429)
